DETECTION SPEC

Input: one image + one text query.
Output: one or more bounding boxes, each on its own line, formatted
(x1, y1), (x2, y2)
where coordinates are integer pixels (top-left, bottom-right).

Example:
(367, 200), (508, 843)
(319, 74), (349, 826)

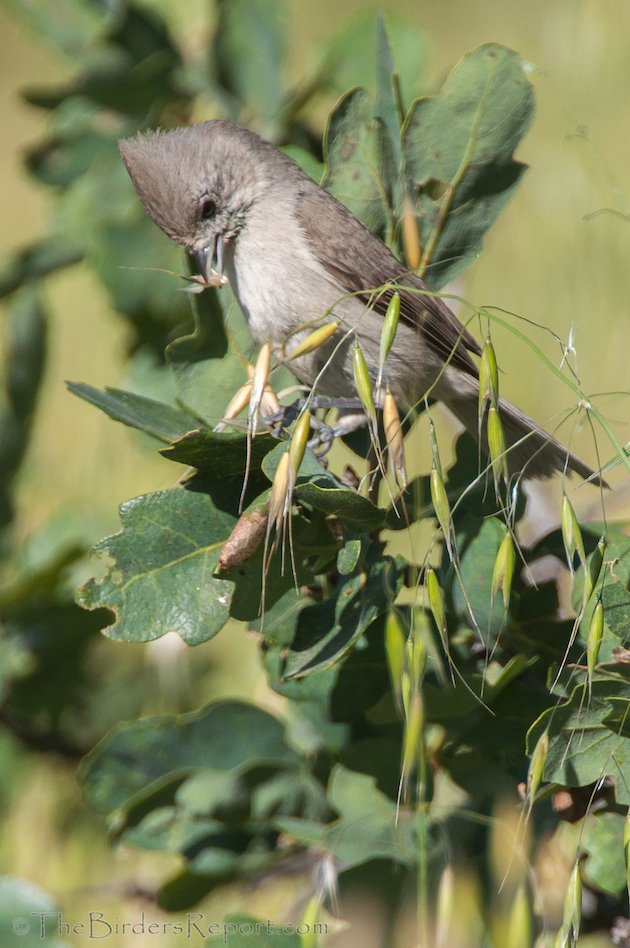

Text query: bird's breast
(221, 207), (444, 403)
(226, 213), (343, 347)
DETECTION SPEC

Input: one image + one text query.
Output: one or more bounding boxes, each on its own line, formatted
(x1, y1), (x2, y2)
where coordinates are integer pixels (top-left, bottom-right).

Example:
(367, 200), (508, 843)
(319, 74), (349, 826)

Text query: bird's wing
(295, 187), (481, 379)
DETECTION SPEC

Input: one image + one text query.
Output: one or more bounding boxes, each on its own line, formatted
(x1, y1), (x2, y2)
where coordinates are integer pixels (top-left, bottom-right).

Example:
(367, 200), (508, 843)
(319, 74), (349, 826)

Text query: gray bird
(119, 119), (599, 482)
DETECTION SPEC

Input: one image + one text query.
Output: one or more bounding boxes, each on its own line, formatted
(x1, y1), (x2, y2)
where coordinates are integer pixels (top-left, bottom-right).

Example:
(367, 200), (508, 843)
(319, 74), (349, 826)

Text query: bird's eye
(200, 198), (217, 220)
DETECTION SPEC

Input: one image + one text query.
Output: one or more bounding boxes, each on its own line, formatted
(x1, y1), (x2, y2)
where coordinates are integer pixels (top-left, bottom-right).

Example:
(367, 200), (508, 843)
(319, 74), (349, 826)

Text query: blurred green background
(0, 0), (628, 945)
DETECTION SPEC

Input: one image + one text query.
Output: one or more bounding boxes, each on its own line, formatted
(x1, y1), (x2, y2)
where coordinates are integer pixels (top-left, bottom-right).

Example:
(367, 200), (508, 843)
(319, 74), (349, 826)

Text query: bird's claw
(262, 396), (367, 455)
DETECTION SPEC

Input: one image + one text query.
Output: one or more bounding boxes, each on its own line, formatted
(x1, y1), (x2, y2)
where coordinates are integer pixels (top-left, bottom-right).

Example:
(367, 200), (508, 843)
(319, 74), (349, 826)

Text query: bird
(119, 119), (600, 483)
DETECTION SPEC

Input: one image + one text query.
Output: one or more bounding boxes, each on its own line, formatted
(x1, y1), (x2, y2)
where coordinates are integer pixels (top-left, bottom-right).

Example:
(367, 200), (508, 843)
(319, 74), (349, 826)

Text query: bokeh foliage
(1, 1), (629, 945)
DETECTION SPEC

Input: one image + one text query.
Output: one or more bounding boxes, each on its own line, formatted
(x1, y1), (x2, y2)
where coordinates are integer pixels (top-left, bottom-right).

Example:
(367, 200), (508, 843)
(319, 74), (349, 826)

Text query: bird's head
(119, 120), (282, 282)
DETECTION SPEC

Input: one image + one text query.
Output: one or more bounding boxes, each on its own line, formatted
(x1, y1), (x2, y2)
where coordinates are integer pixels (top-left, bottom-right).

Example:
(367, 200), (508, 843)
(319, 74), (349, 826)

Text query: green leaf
(403, 43), (534, 288)
(273, 816), (326, 847)
(157, 869), (230, 911)
(261, 443), (385, 530)
(67, 383), (197, 444)
(0, 876), (69, 946)
(320, 10), (429, 103)
(176, 770), (241, 817)
(425, 652), (521, 709)
(90, 211), (190, 329)
(121, 806), (224, 856)
(27, 124), (109, 189)
(78, 475), (327, 642)
(324, 765), (416, 867)
(0, 286), (48, 529)
(213, 0), (287, 125)
(252, 587), (309, 647)
(166, 285), (259, 427)
(337, 538), (362, 575)
(588, 532), (630, 639)
(453, 515), (511, 638)
(122, 765), (322, 893)
(387, 432), (511, 530)
(226, 503), (334, 624)
(340, 736), (403, 801)
(528, 667), (630, 805)
(79, 701), (297, 815)
(323, 88), (391, 235)
(280, 146), (324, 183)
(374, 13), (403, 209)
(531, 524), (601, 566)
(0, 636), (32, 706)
(123, 767), (313, 875)
(250, 769), (328, 821)
(570, 529), (630, 642)
(185, 841), (273, 878)
(296, 475), (384, 530)
(162, 431), (278, 481)
(263, 608), (394, 756)
(52, 136), (130, 229)
(3, 284), (47, 427)
(23, 7), (183, 115)
(283, 551), (404, 678)
(2, 598), (108, 754)
(601, 579), (630, 639)
(582, 812), (627, 895)
(0, 239), (82, 299)
(4, 0), (118, 58)
(77, 488), (236, 645)
(51, 139), (190, 348)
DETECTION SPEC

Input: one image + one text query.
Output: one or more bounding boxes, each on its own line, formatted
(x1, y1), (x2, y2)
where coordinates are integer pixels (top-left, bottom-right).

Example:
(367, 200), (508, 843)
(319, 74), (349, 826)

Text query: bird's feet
(263, 396), (368, 455)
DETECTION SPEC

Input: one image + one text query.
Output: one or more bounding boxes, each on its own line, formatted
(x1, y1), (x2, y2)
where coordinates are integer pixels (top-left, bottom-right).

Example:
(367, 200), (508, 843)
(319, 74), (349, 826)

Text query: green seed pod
(527, 729), (549, 809)
(400, 667), (412, 719)
(402, 691), (424, 779)
(428, 421), (453, 554)
(507, 883), (532, 948)
(385, 608), (407, 711)
(430, 465), (451, 544)
(435, 866), (454, 948)
(561, 493), (586, 570)
(583, 536), (606, 606)
(556, 860), (581, 947)
(299, 896), (320, 948)
(286, 321), (339, 362)
(289, 409), (311, 477)
(492, 530), (516, 607)
(478, 335), (499, 415)
(429, 418), (443, 477)
(352, 342), (377, 431)
(378, 292), (401, 387)
(587, 599), (604, 683)
(405, 622), (427, 694)
(488, 404), (508, 483)
(426, 567), (447, 641)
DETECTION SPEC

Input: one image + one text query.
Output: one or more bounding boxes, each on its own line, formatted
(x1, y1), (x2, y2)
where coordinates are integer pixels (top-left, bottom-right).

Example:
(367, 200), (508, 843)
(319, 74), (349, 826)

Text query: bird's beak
(195, 246), (211, 280)
(195, 235), (228, 287)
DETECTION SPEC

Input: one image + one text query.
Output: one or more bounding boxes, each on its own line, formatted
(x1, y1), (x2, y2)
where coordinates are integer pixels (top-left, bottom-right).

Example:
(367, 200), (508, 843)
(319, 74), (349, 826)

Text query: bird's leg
(262, 396), (368, 454)
(307, 412), (370, 455)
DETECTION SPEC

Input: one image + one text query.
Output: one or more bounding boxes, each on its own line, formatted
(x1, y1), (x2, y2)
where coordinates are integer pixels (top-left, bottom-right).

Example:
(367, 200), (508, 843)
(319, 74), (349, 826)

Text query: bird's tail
(443, 390), (601, 484)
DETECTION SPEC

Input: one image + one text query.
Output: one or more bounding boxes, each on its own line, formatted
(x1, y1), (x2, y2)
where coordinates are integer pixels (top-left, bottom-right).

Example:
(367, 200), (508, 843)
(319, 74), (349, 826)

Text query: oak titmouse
(119, 120), (598, 482)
